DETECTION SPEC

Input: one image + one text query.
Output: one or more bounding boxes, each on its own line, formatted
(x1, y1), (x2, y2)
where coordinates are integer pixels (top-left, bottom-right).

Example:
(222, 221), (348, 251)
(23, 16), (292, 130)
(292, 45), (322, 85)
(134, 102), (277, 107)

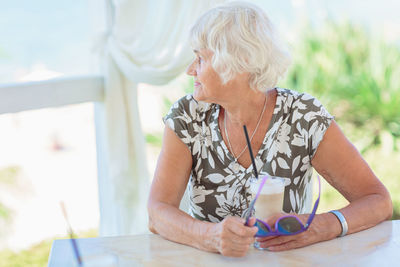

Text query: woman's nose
(186, 61), (196, 76)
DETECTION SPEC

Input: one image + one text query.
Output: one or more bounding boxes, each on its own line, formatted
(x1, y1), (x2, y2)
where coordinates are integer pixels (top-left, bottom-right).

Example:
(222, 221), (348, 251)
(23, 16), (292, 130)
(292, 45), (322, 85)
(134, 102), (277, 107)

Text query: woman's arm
(148, 126), (258, 257)
(311, 121), (393, 232)
(257, 121), (392, 251)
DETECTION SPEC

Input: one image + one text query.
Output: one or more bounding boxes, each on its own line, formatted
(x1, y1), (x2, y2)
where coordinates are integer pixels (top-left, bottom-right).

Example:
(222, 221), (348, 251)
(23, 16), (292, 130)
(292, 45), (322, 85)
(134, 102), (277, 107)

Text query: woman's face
(186, 49), (226, 103)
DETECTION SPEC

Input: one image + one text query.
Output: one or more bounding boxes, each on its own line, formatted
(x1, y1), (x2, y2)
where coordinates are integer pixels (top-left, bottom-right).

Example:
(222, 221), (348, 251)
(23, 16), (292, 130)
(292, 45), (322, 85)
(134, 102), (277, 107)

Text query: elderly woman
(147, 1), (392, 257)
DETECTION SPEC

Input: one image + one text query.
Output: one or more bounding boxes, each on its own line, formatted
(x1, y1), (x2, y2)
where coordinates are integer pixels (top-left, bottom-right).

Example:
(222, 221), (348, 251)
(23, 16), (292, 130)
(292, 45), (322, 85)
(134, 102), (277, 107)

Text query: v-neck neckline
(213, 88), (281, 173)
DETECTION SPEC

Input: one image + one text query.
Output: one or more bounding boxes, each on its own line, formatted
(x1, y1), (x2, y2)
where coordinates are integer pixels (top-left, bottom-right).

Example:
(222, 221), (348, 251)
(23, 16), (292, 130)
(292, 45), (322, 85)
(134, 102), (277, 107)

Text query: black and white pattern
(163, 88), (333, 223)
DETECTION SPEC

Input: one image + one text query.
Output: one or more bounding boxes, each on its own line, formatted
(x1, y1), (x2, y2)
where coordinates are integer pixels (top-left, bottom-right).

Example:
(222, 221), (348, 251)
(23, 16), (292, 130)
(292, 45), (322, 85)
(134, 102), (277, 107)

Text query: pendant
(233, 160), (240, 172)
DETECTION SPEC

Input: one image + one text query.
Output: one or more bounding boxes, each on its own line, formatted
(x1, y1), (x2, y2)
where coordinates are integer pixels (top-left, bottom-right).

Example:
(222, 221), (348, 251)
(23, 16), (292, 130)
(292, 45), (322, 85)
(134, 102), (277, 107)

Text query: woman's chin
(193, 88), (205, 102)
(193, 87), (215, 103)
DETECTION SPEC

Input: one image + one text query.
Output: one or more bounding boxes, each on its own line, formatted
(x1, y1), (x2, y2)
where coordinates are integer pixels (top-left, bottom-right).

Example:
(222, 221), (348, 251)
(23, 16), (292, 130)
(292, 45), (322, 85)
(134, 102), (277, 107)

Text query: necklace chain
(224, 95), (267, 162)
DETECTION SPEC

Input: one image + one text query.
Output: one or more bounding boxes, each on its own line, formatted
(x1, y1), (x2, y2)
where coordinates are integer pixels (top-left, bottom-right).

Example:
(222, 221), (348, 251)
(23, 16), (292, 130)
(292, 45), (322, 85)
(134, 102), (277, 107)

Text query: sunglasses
(243, 174), (321, 237)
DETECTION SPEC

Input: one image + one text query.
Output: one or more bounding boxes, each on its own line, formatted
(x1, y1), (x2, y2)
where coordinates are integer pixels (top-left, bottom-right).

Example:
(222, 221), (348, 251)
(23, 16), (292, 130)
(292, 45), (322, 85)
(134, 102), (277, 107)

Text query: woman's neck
(221, 88), (267, 127)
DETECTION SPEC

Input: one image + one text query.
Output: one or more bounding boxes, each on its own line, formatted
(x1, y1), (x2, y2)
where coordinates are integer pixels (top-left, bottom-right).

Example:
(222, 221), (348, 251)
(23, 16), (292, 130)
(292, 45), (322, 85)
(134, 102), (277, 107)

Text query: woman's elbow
(148, 217), (158, 234)
(147, 201), (158, 234)
(378, 187), (393, 220)
(383, 192), (393, 220)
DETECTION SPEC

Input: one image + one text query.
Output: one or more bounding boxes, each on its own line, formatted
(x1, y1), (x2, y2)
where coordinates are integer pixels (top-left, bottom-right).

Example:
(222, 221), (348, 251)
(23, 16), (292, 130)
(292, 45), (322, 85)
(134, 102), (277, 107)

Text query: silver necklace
(224, 95), (267, 162)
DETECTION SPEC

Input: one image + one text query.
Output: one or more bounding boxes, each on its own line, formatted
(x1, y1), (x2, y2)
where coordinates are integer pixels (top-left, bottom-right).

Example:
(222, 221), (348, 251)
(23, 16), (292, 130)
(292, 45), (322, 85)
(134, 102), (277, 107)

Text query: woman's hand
(255, 213), (341, 251)
(206, 216), (258, 257)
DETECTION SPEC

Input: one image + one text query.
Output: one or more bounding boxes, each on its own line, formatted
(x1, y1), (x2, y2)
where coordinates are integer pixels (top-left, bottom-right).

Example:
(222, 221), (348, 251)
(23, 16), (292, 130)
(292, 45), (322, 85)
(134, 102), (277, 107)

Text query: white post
(89, 0), (116, 236)
(93, 102), (117, 236)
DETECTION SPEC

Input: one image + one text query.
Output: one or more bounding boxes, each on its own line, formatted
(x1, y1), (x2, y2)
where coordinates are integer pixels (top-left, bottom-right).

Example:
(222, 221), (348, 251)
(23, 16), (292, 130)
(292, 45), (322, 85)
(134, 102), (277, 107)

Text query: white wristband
(329, 210), (348, 237)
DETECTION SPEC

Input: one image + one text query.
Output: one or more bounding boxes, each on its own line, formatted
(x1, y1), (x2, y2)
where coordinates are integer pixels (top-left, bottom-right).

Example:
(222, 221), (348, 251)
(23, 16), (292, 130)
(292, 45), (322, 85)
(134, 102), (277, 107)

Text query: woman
(147, 1), (392, 257)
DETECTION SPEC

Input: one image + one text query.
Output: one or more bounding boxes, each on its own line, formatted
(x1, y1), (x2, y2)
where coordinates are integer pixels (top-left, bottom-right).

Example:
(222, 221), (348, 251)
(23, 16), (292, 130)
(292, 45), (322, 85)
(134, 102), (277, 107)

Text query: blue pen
(60, 202), (83, 266)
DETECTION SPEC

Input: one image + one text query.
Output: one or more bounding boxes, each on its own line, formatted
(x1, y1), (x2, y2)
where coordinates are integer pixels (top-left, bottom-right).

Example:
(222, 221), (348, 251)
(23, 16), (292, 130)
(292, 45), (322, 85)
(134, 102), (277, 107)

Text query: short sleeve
(300, 94), (334, 159)
(162, 95), (194, 151)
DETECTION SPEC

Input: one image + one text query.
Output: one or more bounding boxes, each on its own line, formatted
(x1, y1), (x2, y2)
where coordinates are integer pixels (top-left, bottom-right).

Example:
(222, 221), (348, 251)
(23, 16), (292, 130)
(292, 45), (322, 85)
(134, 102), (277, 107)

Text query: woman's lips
(194, 82), (201, 87)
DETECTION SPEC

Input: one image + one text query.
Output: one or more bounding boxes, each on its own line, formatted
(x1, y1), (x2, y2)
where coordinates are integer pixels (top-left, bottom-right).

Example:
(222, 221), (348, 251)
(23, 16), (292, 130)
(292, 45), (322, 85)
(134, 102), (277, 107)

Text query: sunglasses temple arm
(306, 175), (321, 227)
(245, 176), (269, 225)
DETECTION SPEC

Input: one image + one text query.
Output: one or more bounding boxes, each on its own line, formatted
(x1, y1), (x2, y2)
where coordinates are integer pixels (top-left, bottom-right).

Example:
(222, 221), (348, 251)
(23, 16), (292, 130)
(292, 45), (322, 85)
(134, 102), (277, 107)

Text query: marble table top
(48, 220), (400, 266)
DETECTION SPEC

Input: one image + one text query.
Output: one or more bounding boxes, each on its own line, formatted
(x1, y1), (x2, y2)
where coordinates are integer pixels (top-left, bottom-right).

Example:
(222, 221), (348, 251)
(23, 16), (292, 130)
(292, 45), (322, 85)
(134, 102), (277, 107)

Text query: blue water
(0, 0), (91, 82)
(0, 0), (399, 83)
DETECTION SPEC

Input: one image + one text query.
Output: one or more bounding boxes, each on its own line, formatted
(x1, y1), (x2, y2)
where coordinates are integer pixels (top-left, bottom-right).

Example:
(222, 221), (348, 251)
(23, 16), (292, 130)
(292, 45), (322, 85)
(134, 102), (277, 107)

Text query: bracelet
(329, 210), (348, 237)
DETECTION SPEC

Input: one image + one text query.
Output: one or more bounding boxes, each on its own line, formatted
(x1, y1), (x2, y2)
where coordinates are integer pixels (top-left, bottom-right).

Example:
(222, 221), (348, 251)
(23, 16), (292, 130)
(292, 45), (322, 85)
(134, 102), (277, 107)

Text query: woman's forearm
(148, 201), (217, 252)
(330, 192), (392, 236)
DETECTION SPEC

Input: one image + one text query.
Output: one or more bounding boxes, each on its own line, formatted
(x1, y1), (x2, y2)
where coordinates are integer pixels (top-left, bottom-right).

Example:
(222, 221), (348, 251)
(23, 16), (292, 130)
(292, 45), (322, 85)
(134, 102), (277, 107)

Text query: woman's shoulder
(276, 87), (317, 103)
(275, 87), (330, 115)
(164, 94), (215, 122)
(168, 94), (194, 114)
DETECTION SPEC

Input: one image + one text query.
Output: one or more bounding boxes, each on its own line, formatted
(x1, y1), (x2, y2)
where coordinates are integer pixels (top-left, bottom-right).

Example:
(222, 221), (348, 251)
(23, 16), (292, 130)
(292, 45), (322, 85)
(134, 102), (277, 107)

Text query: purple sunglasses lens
(255, 217), (304, 237)
(277, 217), (303, 234)
(255, 220), (271, 236)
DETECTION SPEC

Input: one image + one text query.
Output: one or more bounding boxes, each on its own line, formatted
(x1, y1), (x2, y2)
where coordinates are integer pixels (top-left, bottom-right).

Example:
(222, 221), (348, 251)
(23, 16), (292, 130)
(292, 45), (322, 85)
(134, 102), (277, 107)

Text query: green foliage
(0, 239), (53, 267)
(0, 166), (21, 185)
(145, 133), (163, 147)
(184, 78), (194, 94)
(364, 146), (400, 220)
(0, 229), (98, 267)
(392, 201), (400, 220)
(0, 203), (10, 220)
(283, 20), (400, 153)
(0, 166), (21, 221)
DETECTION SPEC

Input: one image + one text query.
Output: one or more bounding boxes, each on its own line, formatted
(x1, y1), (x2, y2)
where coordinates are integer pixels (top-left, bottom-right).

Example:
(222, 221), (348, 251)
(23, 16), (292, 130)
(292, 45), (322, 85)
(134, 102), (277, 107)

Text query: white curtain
(97, 0), (221, 236)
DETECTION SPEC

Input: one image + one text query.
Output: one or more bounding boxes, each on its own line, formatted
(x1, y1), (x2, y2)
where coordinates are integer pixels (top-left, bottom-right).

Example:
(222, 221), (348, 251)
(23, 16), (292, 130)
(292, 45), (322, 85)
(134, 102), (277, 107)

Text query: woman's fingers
(247, 216), (257, 227)
(226, 217), (258, 238)
(267, 240), (305, 251)
(225, 227), (255, 247)
(256, 235), (277, 242)
(257, 233), (299, 248)
(215, 216), (258, 257)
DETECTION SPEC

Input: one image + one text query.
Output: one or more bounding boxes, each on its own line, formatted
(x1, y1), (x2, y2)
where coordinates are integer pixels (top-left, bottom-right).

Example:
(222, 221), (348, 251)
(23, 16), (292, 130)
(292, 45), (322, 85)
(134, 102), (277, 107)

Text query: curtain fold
(98, 0), (222, 236)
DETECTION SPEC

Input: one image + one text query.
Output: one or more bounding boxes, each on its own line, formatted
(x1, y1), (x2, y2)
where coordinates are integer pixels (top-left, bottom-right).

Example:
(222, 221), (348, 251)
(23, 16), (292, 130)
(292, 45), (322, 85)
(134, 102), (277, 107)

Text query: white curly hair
(189, 1), (291, 92)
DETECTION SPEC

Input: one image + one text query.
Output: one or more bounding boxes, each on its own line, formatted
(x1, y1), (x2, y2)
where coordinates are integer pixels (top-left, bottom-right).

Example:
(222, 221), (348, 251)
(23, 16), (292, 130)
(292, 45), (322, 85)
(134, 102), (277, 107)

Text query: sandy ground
(0, 104), (100, 250)
(0, 78), (185, 251)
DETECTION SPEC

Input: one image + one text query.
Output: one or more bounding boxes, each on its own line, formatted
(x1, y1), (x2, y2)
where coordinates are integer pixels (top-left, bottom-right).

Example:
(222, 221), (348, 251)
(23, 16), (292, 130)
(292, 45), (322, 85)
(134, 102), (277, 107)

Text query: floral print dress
(163, 87), (333, 223)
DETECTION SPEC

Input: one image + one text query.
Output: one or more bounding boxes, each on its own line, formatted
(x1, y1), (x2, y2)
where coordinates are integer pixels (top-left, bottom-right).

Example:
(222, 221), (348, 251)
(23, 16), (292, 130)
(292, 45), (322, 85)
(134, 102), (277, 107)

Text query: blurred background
(0, 0), (399, 265)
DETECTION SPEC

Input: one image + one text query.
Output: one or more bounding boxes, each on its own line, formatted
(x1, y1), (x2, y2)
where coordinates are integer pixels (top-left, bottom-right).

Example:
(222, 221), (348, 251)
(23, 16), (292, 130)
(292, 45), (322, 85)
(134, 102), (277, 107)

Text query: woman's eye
(198, 57), (202, 64)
